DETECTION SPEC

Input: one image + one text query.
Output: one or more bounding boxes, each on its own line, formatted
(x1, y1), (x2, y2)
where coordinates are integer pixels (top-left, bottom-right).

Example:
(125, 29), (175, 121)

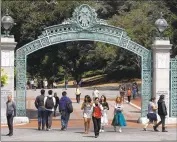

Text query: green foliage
(2, 0), (177, 83)
(1, 69), (8, 87)
(82, 70), (104, 78)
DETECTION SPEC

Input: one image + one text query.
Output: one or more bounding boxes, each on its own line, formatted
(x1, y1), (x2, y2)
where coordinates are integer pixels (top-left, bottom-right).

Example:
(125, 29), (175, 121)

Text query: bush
(1, 69), (8, 87)
(82, 70), (104, 78)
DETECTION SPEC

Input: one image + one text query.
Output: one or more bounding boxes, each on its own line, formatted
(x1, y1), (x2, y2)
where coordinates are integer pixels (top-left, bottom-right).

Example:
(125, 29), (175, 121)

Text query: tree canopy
(1, 0), (177, 84)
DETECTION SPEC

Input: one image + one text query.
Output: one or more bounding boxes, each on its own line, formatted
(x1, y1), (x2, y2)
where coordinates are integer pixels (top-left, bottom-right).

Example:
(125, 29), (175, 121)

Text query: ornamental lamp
(1, 9), (16, 36)
(155, 12), (168, 33)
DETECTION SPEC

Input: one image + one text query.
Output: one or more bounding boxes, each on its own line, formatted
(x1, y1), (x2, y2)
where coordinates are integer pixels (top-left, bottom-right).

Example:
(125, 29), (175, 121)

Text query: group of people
(34, 90), (72, 131)
(118, 82), (139, 104)
(5, 86), (168, 138)
(143, 95), (168, 132)
(33, 87), (127, 138)
(27, 79), (48, 90)
(81, 94), (127, 138)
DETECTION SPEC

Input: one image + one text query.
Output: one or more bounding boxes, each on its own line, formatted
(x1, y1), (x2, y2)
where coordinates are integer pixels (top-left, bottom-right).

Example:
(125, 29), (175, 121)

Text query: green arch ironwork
(16, 4), (152, 117)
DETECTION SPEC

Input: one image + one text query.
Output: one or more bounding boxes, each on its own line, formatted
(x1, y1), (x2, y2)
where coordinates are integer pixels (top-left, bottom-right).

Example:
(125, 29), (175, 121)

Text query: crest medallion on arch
(76, 4), (96, 29)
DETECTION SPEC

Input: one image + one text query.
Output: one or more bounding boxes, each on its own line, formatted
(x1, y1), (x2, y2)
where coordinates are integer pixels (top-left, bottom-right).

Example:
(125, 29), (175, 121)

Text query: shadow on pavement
(83, 136), (95, 138)
(129, 111), (141, 113)
(126, 120), (138, 123)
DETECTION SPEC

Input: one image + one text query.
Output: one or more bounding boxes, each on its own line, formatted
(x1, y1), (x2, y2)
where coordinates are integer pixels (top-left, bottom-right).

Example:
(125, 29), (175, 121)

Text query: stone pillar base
(137, 117), (177, 124)
(13, 117), (29, 124)
(137, 117), (148, 124)
(1, 117), (29, 125)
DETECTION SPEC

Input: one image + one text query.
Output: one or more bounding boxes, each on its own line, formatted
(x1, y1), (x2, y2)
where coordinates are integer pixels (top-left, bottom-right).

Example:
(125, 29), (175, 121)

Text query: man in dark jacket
(35, 89), (45, 130)
(54, 92), (59, 117)
(153, 95), (168, 132)
(59, 91), (72, 131)
(6, 95), (16, 136)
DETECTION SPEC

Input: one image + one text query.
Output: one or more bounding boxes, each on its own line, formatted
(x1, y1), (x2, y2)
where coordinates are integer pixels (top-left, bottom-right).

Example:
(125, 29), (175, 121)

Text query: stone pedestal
(152, 39), (176, 124)
(138, 39), (177, 124)
(1, 36), (29, 124)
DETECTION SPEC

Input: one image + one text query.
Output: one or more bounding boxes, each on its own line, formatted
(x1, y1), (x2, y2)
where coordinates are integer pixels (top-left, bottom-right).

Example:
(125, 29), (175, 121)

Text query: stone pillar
(1, 36), (16, 124)
(152, 39), (176, 124)
(1, 36), (29, 124)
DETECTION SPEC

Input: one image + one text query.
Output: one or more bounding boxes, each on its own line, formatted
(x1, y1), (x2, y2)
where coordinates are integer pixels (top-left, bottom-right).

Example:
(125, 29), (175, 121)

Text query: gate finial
(62, 4), (107, 29)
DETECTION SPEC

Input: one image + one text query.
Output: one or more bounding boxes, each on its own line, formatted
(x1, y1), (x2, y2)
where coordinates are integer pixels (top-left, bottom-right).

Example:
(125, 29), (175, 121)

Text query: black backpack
(66, 101), (73, 113)
(45, 97), (54, 109)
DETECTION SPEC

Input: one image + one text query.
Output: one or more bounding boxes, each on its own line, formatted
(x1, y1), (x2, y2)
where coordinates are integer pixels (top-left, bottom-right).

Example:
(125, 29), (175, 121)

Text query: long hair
(84, 95), (92, 103)
(115, 96), (122, 104)
(100, 95), (106, 103)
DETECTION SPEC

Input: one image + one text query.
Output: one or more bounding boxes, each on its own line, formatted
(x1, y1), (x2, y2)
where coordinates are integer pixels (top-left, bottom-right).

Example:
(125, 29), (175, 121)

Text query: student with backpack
(44, 90), (56, 131)
(59, 91), (73, 131)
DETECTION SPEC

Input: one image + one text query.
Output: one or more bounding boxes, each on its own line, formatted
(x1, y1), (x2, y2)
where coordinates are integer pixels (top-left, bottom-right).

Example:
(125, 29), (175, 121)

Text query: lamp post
(0, 7), (15, 94)
(155, 12), (168, 39)
(1, 9), (16, 37)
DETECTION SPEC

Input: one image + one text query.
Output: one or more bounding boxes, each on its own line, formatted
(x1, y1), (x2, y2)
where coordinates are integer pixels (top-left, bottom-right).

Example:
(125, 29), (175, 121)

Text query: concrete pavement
(1, 127), (176, 141)
(1, 87), (176, 141)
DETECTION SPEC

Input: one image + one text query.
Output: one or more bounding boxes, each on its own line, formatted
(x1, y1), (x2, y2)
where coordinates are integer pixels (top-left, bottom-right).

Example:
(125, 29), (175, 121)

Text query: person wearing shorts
(143, 97), (158, 131)
(81, 95), (92, 134)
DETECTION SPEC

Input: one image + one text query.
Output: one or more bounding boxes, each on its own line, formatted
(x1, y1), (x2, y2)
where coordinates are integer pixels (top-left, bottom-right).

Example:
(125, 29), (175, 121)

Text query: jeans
(156, 115), (166, 128)
(54, 106), (57, 117)
(65, 84), (68, 89)
(7, 114), (14, 134)
(61, 111), (70, 129)
(76, 95), (80, 103)
(45, 110), (53, 129)
(92, 117), (101, 136)
(38, 107), (46, 129)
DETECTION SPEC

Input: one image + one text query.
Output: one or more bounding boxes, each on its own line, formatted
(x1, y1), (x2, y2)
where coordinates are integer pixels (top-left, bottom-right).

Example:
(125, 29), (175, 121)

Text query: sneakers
(95, 135), (99, 138)
(9, 133), (13, 136)
(143, 128), (147, 131)
(99, 129), (104, 132)
(119, 128), (122, 133)
(46, 128), (51, 131)
(153, 126), (159, 132)
(61, 126), (66, 131)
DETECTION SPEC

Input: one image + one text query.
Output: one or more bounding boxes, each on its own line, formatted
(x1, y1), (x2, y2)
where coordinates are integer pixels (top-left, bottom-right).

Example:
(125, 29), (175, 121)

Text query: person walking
(92, 87), (99, 101)
(143, 97), (158, 131)
(30, 79), (34, 89)
(6, 95), (16, 136)
(44, 90), (56, 131)
(120, 86), (125, 103)
(34, 79), (38, 91)
(59, 91), (72, 131)
(54, 93), (59, 117)
(153, 95), (168, 132)
(111, 97), (126, 133)
(127, 87), (132, 103)
(132, 84), (137, 99)
(92, 97), (103, 138)
(75, 85), (81, 103)
(99, 95), (109, 132)
(65, 79), (68, 90)
(34, 89), (46, 130)
(81, 95), (93, 134)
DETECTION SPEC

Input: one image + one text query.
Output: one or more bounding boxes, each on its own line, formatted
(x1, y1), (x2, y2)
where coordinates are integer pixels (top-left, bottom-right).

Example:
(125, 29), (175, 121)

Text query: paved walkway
(1, 127), (176, 141)
(1, 88), (176, 141)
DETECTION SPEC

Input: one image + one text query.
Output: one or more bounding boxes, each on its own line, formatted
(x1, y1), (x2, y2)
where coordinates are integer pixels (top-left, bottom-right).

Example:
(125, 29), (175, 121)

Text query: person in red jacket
(92, 97), (103, 138)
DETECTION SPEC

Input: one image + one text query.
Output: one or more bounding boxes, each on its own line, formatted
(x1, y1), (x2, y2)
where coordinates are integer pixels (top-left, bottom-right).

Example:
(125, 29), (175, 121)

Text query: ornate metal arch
(16, 4), (152, 117)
